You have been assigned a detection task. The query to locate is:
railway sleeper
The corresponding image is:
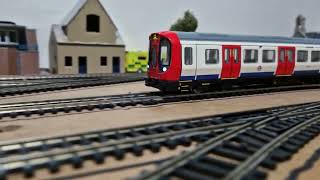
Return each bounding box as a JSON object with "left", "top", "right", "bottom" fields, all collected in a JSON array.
[
  {"left": 172, "top": 166, "right": 214, "bottom": 180},
  {"left": 222, "top": 142, "right": 256, "bottom": 154},
  {"left": 269, "top": 148, "right": 292, "bottom": 162},
  {"left": 210, "top": 145, "right": 251, "bottom": 162},
  {"left": 184, "top": 160, "right": 232, "bottom": 178},
  {"left": 233, "top": 135, "right": 266, "bottom": 148}
]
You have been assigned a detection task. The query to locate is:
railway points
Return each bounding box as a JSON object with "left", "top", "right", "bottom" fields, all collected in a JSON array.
[
  {"left": 136, "top": 102, "right": 320, "bottom": 180},
  {"left": 1, "top": 102, "right": 319, "bottom": 179}
]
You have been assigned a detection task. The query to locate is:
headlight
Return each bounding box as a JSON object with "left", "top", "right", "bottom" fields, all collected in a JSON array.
[
  {"left": 147, "top": 65, "right": 149, "bottom": 69},
  {"left": 162, "top": 67, "right": 167, "bottom": 72}
]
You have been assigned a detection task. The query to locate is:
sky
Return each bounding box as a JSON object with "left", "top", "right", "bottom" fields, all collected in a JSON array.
[{"left": 0, "top": 0, "right": 320, "bottom": 68}]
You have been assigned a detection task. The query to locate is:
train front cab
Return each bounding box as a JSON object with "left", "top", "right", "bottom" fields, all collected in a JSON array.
[{"left": 145, "top": 32, "right": 182, "bottom": 92}]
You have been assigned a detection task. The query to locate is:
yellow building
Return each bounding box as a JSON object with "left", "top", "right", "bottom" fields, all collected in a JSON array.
[{"left": 49, "top": 0, "right": 125, "bottom": 74}]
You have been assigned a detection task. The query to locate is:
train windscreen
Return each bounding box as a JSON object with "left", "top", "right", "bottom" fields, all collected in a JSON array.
[{"left": 159, "top": 39, "right": 171, "bottom": 72}]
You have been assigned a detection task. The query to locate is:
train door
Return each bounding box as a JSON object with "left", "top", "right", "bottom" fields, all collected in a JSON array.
[
  {"left": 148, "top": 36, "right": 160, "bottom": 79},
  {"left": 221, "top": 45, "right": 241, "bottom": 79},
  {"left": 181, "top": 45, "right": 197, "bottom": 80},
  {"left": 276, "top": 46, "right": 295, "bottom": 76}
]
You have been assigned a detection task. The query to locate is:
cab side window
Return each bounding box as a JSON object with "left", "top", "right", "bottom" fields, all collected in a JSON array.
[{"left": 185, "top": 47, "right": 193, "bottom": 65}]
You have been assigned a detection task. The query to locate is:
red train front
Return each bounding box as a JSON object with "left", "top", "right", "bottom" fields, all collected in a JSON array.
[{"left": 145, "top": 32, "right": 182, "bottom": 92}]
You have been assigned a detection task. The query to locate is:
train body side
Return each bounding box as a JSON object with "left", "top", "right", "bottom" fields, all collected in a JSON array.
[{"left": 145, "top": 31, "right": 320, "bottom": 92}]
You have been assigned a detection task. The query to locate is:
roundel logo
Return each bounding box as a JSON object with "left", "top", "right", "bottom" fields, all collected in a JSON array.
[{"left": 257, "top": 65, "right": 262, "bottom": 71}]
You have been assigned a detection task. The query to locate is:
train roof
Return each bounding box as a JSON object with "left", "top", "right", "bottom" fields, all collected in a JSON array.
[{"left": 176, "top": 32, "right": 320, "bottom": 45}]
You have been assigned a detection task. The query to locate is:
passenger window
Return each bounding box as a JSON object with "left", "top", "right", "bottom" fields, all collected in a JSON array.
[
  {"left": 205, "top": 49, "right": 219, "bottom": 64},
  {"left": 280, "top": 49, "right": 285, "bottom": 62},
  {"left": 244, "top": 49, "right": 258, "bottom": 63},
  {"left": 185, "top": 47, "right": 193, "bottom": 65},
  {"left": 297, "top": 51, "right": 308, "bottom": 62},
  {"left": 262, "top": 50, "right": 275, "bottom": 63},
  {"left": 311, "top": 51, "right": 320, "bottom": 62},
  {"left": 224, "top": 49, "right": 230, "bottom": 63},
  {"left": 287, "top": 50, "right": 294, "bottom": 62}
]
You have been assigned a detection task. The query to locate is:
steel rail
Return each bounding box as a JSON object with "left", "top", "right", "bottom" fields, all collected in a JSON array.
[
  {"left": 1, "top": 102, "right": 296, "bottom": 157},
  {"left": 0, "top": 75, "right": 145, "bottom": 97},
  {"left": 0, "top": 73, "right": 146, "bottom": 81},
  {"left": 224, "top": 115, "right": 320, "bottom": 180},
  {"left": 0, "top": 103, "right": 313, "bottom": 177},
  {"left": 0, "top": 93, "right": 152, "bottom": 109},
  {"left": 135, "top": 102, "right": 320, "bottom": 180},
  {"left": 0, "top": 102, "right": 318, "bottom": 179},
  {"left": 1, "top": 84, "right": 320, "bottom": 119},
  {"left": 0, "top": 122, "right": 244, "bottom": 177}
]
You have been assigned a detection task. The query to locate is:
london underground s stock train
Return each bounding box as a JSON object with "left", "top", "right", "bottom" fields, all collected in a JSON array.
[{"left": 145, "top": 31, "right": 320, "bottom": 92}]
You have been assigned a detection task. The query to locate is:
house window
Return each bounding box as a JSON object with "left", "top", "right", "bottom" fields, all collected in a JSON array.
[
  {"left": 65, "top": 56, "right": 73, "bottom": 66},
  {"left": 9, "top": 31, "right": 17, "bottom": 43},
  {"left": 244, "top": 49, "right": 258, "bottom": 63},
  {"left": 205, "top": 49, "right": 219, "bottom": 64},
  {"left": 262, "top": 50, "right": 275, "bottom": 63},
  {"left": 184, "top": 47, "right": 193, "bottom": 65},
  {"left": 86, "top": 14, "right": 100, "bottom": 32},
  {"left": 297, "top": 51, "right": 308, "bottom": 62},
  {"left": 101, "top": 56, "right": 107, "bottom": 66},
  {"left": 0, "top": 31, "right": 5, "bottom": 42},
  {"left": 311, "top": 51, "right": 320, "bottom": 62}
]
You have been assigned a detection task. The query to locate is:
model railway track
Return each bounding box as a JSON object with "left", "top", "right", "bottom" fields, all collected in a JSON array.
[
  {"left": 137, "top": 103, "right": 320, "bottom": 180},
  {"left": 1, "top": 84, "right": 320, "bottom": 120},
  {"left": 0, "top": 74, "right": 145, "bottom": 97},
  {"left": 0, "top": 102, "right": 315, "bottom": 179},
  {"left": 0, "top": 73, "right": 144, "bottom": 81}
]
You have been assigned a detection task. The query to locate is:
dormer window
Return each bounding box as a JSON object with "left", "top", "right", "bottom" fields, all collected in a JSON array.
[{"left": 86, "top": 14, "right": 100, "bottom": 32}]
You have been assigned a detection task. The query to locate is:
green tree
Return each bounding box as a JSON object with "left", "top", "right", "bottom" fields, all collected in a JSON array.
[{"left": 170, "top": 10, "right": 198, "bottom": 32}]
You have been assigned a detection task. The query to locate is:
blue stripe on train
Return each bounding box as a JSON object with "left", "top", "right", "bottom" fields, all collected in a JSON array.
[
  {"left": 240, "top": 72, "right": 274, "bottom": 78},
  {"left": 180, "top": 75, "right": 219, "bottom": 81},
  {"left": 180, "top": 70, "right": 319, "bottom": 81},
  {"left": 294, "top": 70, "right": 319, "bottom": 76}
]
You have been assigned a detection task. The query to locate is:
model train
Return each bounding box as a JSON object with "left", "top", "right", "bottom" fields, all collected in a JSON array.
[{"left": 145, "top": 31, "right": 320, "bottom": 92}]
